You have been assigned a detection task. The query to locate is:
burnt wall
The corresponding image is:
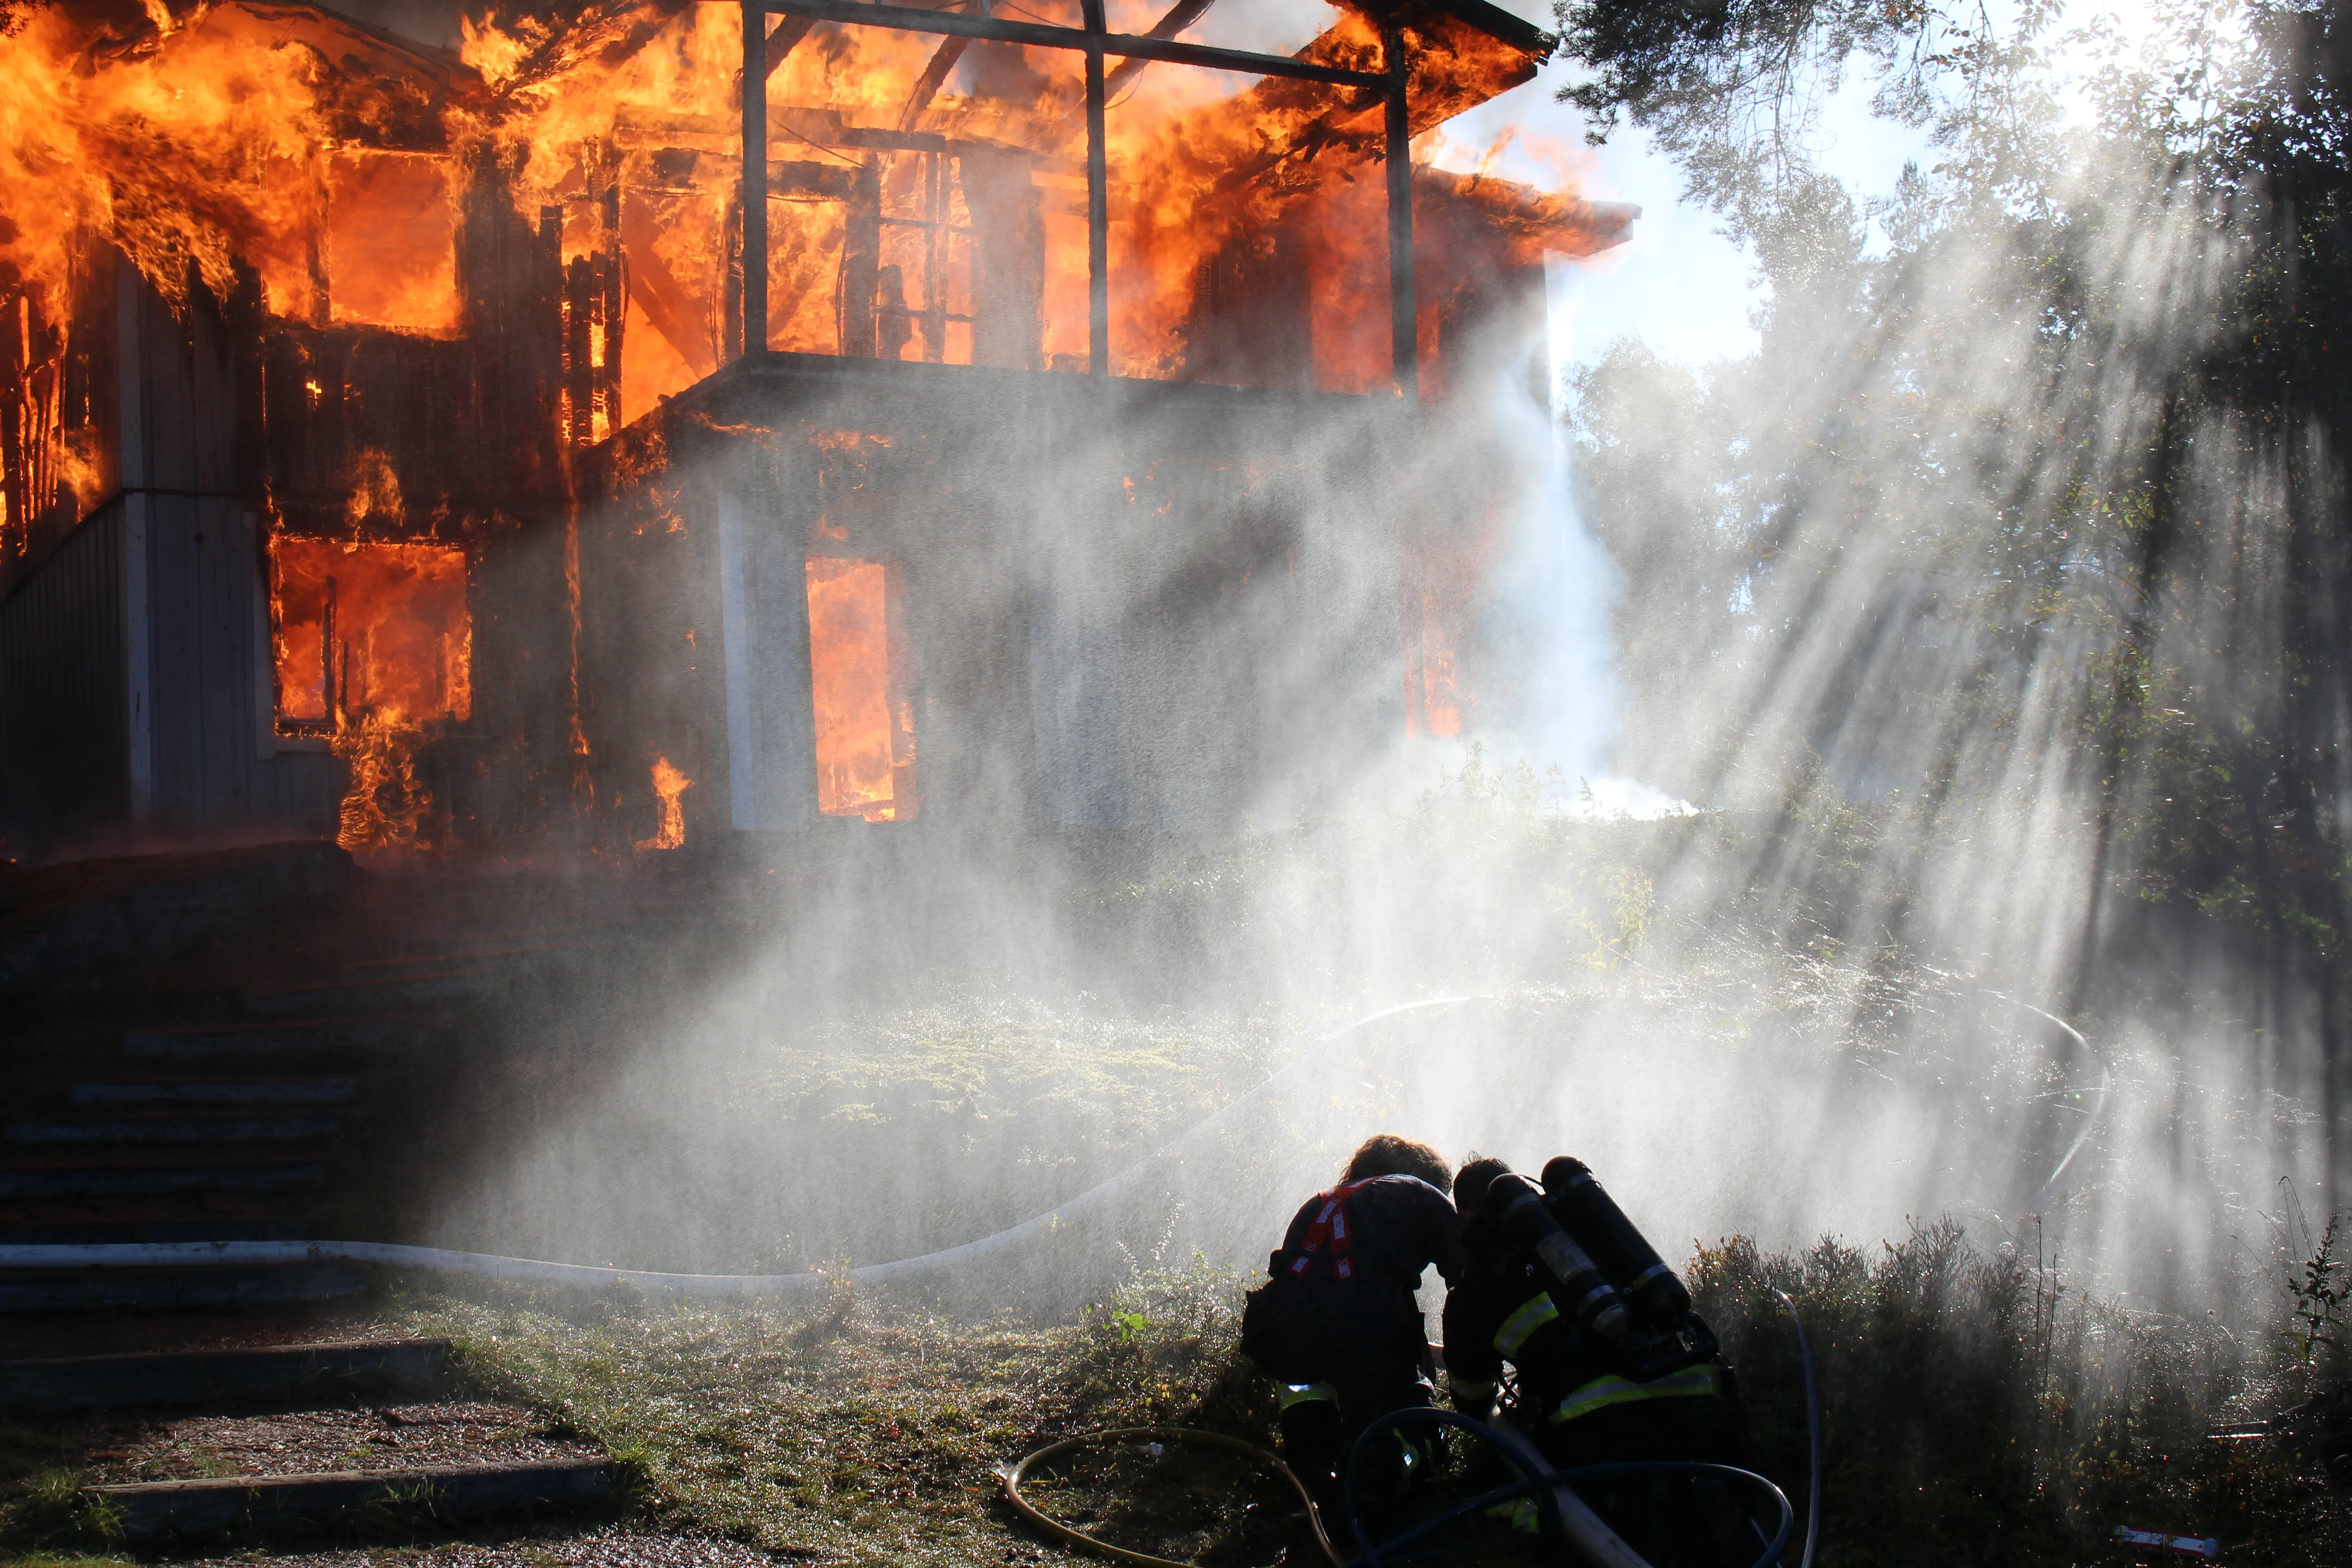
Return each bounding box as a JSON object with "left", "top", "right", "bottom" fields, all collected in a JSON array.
[
  {"left": 0, "top": 498, "right": 127, "bottom": 851},
  {"left": 0, "top": 497, "right": 338, "bottom": 856},
  {"left": 574, "top": 353, "right": 1406, "bottom": 852}
]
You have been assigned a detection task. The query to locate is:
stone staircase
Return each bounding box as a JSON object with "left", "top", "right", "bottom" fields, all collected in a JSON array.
[
  {"left": 0, "top": 934, "right": 606, "bottom": 1309},
  {"left": 0, "top": 1337, "right": 618, "bottom": 1545}
]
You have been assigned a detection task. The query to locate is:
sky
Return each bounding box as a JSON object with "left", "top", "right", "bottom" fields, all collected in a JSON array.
[
  {"left": 1442, "top": 0, "right": 2170, "bottom": 376},
  {"left": 1428, "top": 1, "right": 1947, "bottom": 377}
]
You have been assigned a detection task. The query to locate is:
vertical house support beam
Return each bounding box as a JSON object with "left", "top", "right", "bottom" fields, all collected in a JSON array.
[
  {"left": 1082, "top": 0, "right": 1110, "bottom": 378},
  {"left": 121, "top": 494, "right": 153, "bottom": 829},
  {"left": 115, "top": 261, "right": 155, "bottom": 829},
  {"left": 740, "top": 1, "right": 769, "bottom": 359},
  {"left": 1383, "top": 25, "right": 1416, "bottom": 402}
]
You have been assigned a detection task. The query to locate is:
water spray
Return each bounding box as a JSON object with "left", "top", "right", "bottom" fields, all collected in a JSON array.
[{"left": 0, "top": 996, "right": 1504, "bottom": 1296}]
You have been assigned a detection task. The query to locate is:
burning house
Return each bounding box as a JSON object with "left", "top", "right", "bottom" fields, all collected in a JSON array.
[{"left": 0, "top": 0, "right": 1632, "bottom": 859}]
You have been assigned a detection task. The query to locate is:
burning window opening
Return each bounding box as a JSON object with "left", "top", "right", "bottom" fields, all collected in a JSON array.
[
  {"left": 805, "top": 554, "right": 914, "bottom": 823},
  {"left": 874, "top": 147, "right": 976, "bottom": 366},
  {"left": 1405, "top": 590, "right": 1463, "bottom": 740},
  {"left": 271, "top": 538, "right": 473, "bottom": 733},
  {"left": 324, "top": 152, "right": 461, "bottom": 337}
]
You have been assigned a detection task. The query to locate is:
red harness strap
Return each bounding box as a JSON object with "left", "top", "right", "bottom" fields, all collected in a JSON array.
[{"left": 1287, "top": 1179, "right": 1375, "bottom": 1282}]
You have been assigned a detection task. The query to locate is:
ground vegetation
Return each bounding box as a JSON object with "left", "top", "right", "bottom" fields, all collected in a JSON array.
[{"left": 15, "top": 1212, "right": 2341, "bottom": 1567}]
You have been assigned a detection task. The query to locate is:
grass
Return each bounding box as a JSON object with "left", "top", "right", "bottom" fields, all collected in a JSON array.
[
  {"left": 356, "top": 1215, "right": 2352, "bottom": 1568},
  {"left": 390, "top": 1257, "right": 1297, "bottom": 1567}
]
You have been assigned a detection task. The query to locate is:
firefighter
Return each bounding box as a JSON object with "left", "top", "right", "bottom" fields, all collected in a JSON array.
[
  {"left": 1239, "top": 1134, "right": 1466, "bottom": 1505},
  {"left": 1442, "top": 1155, "right": 1752, "bottom": 1566}
]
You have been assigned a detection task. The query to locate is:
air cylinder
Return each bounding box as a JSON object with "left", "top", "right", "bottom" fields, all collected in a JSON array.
[
  {"left": 1542, "top": 1156, "right": 1692, "bottom": 1319},
  {"left": 1487, "top": 1171, "right": 1628, "bottom": 1338}
]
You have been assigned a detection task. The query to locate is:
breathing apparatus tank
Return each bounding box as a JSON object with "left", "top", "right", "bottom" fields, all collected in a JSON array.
[
  {"left": 1541, "top": 1155, "right": 1693, "bottom": 1320},
  {"left": 1485, "top": 1171, "right": 1629, "bottom": 1338}
]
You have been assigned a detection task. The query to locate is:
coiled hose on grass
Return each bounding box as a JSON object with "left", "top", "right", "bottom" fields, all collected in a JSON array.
[
  {"left": 1000, "top": 1426, "right": 1343, "bottom": 1568},
  {"left": 1001, "top": 1406, "right": 1801, "bottom": 1568}
]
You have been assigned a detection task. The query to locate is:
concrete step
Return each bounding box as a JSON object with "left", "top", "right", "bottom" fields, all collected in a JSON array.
[
  {"left": 0, "top": 1337, "right": 450, "bottom": 1411},
  {"left": 0, "top": 1148, "right": 327, "bottom": 1198},
  {"left": 247, "top": 944, "right": 601, "bottom": 1017},
  {"left": 0, "top": 1259, "right": 367, "bottom": 1312},
  {"left": 69, "top": 1078, "right": 358, "bottom": 1107},
  {"left": 335, "top": 943, "right": 586, "bottom": 981},
  {"left": 0, "top": 1194, "right": 309, "bottom": 1242},
  {"left": 8, "top": 1111, "right": 343, "bottom": 1144},
  {"left": 0, "top": 1217, "right": 311, "bottom": 1245},
  {"left": 122, "top": 1016, "right": 413, "bottom": 1063},
  {"left": 88, "top": 1458, "right": 616, "bottom": 1540},
  {"left": 241, "top": 969, "right": 497, "bottom": 1017}
]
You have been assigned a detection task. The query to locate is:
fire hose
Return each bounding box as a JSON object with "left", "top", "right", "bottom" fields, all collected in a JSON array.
[
  {"left": 0, "top": 995, "right": 1499, "bottom": 1295},
  {"left": 1001, "top": 1406, "right": 1803, "bottom": 1568}
]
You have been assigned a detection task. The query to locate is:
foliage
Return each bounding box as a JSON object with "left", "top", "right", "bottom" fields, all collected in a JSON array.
[
  {"left": 0, "top": 1464, "right": 121, "bottom": 1561},
  {"left": 1696, "top": 1216, "right": 2352, "bottom": 1565},
  {"left": 1555, "top": 0, "right": 2352, "bottom": 1054},
  {"left": 381, "top": 1209, "right": 2352, "bottom": 1567},
  {"left": 2285, "top": 1212, "right": 2349, "bottom": 1373}
]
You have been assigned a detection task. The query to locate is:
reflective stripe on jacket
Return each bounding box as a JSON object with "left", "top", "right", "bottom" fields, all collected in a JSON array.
[
  {"left": 1549, "top": 1363, "right": 1723, "bottom": 1425},
  {"left": 1492, "top": 1291, "right": 1560, "bottom": 1359}
]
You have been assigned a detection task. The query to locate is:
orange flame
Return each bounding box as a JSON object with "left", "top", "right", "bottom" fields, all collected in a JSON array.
[
  {"left": 333, "top": 712, "right": 433, "bottom": 852},
  {"left": 270, "top": 535, "right": 470, "bottom": 852},
  {"left": 0, "top": 8, "right": 326, "bottom": 319},
  {"left": 5, "top": 3, "right": 1617, "bottom": 414},
  {"left": 271, "top": 537, "right": 471, "bottom": 727},
  {"left": 634, "top": 755, "right": 691, "bottom": 850},
  {"left": 805, "top": 554, "right": 911, "bottom": 822}
]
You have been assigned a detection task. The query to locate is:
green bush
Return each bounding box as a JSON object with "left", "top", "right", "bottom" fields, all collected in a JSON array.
[{"left": 1696, "top": 1220, "right": 2352, "bottom": 1567}]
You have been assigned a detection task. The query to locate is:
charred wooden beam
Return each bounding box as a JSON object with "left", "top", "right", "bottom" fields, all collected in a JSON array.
[
  {"left": 769, "top": 160, "right": 865, "bottom": 201},
  {"left": 1384, "top": 24, "right": 1416, "bottom": 401},
  {"left": 763, "top": 14, "right": 817, "bottom": 79},
  {"left": 618, "top": 199, "right": 718, "bottom": 380},
  {"left": 838, "top": 164, "right": 882, "bottom": 359},
  {"left": 1101, "top": 0, "right": 1217, "bottom": 99},
  {"left": 740, "top": 1, "right": 767, "bottom": 358},
  {"left": 756, "top": 0, "right": 1388, "bottom": 88},
  {"left": 900, "top": 33, "right": 971, "bottom": 129},
  {"left": 490, "top": 0, "right": 698, "bottom": 105},
  {"left": 1082, "top": 0, "right": 1107, "bottom": 378}
]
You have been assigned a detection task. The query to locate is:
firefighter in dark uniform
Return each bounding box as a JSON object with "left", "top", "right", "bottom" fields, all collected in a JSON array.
[
  {"left": 1240, "top": 1134, "right": 1467, "bottom": 1504},
  {"left": 1442, "top": 1156, "right": 1751, "bottom": 1566}
]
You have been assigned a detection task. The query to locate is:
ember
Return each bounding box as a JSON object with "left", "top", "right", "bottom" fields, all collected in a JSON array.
[{"left": 635, "top": 754, "right": 693, "bottom": 849}]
